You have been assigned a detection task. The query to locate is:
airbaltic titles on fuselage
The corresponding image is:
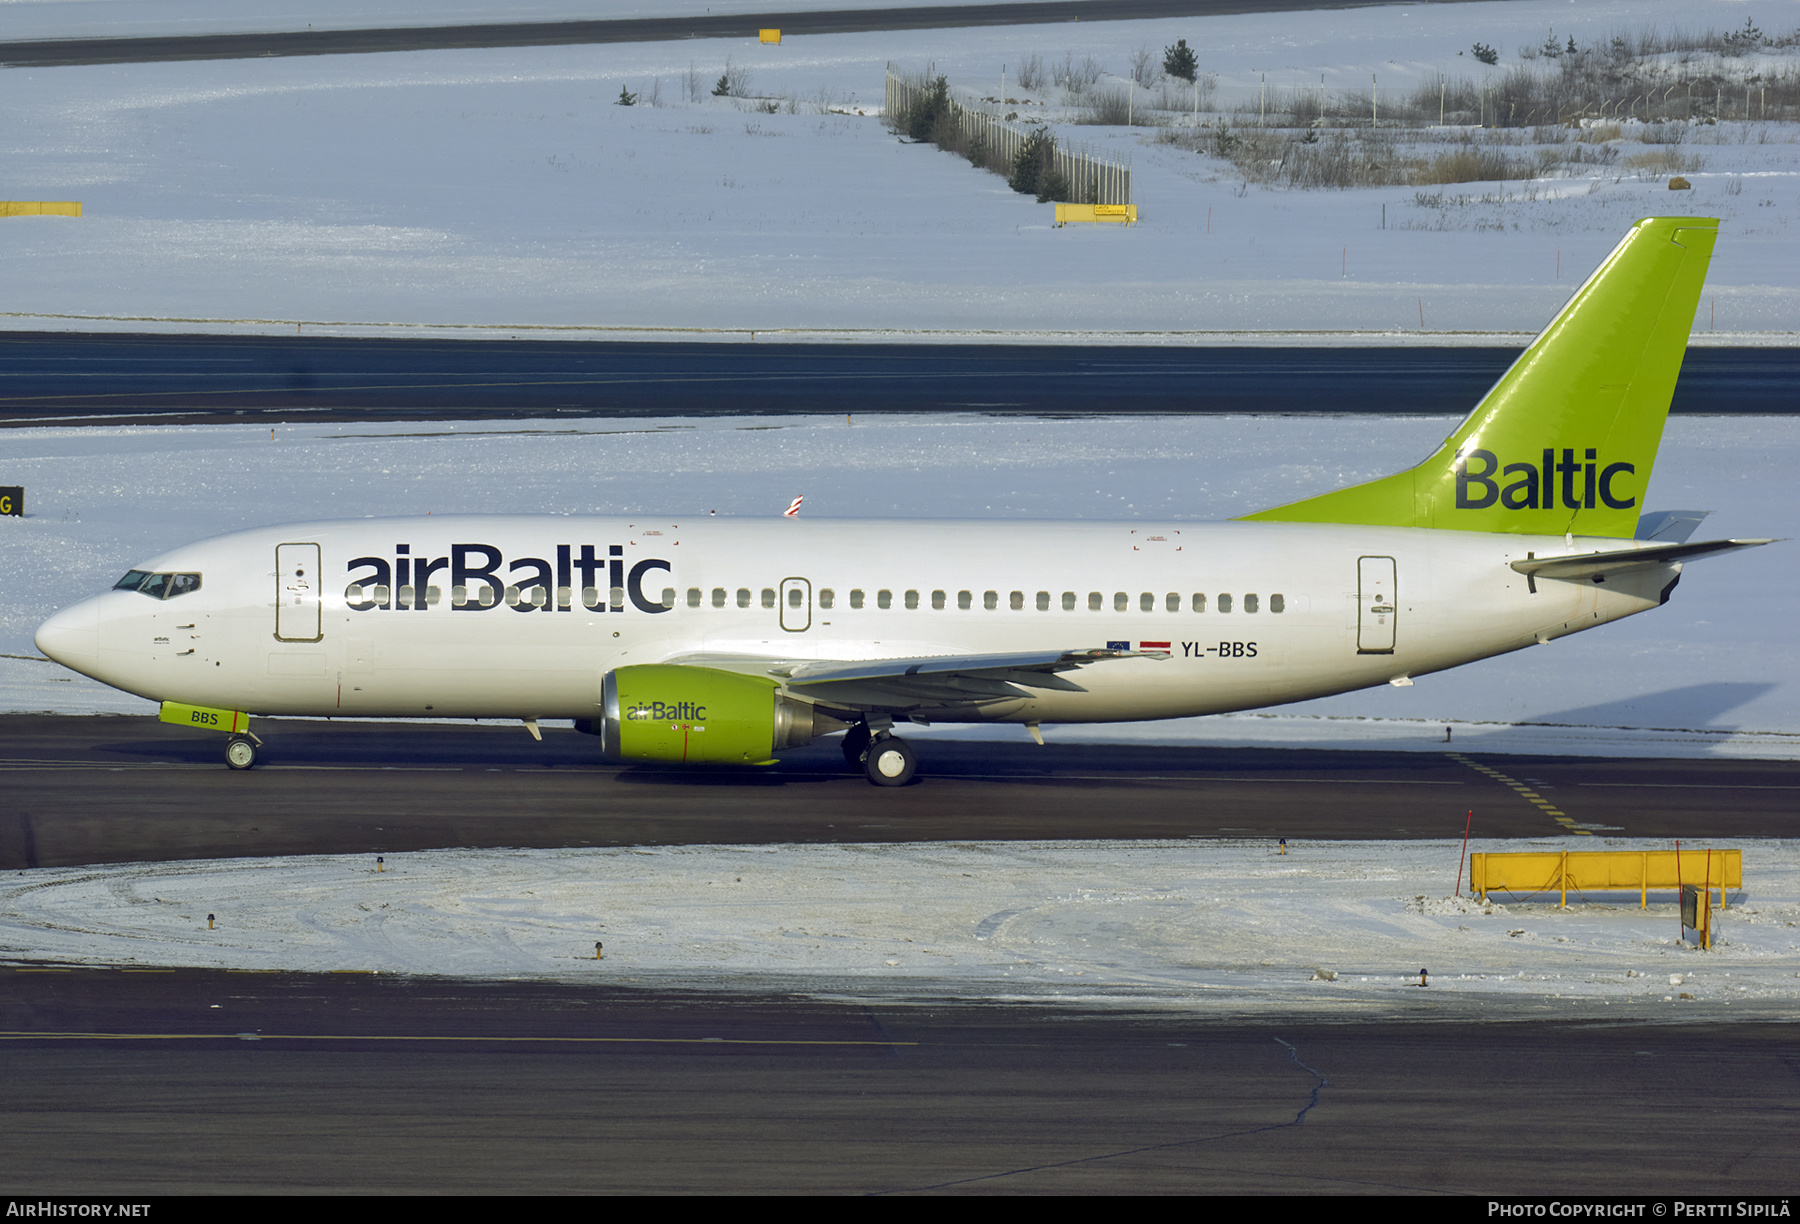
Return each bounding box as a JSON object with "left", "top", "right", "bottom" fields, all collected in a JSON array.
[{"left": 344, "top": 543, "right": 673, "bottom": 613}]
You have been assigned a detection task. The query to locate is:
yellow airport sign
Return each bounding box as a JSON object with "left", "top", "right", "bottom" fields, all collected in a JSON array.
[
  {"left": 1, "top": 202, "right": 82, "bottom": 217},
  {"left": 1054, "top": 203, "right": 1137, "bottom": 226},
  {"left": 1470, "top": 848, "right": 1741, "bottom": 908},
  {"left": 759, "top": 29, "right": 781, "bottom": 44}
]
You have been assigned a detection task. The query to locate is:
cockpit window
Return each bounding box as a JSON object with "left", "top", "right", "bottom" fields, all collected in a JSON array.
[{"left": 114, "top": 570, "right": 201, "bottom": 599}]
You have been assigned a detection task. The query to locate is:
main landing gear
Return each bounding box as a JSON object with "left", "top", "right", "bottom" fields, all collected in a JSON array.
[{"left": 842, "top": 720, "right": 917, "bottom": 787}]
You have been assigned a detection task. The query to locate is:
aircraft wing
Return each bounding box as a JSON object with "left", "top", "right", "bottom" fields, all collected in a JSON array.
[
  {"left": 660, "top": 647, "right": 1165, "bottom": 710},
  {"left": 1510, "top": 537, "right": 1775, "bottom": 582}
]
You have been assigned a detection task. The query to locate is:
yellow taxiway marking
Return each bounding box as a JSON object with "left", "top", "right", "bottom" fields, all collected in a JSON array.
[{"left": 1444, "top": 753, "right": 1591, "bottom": 834}]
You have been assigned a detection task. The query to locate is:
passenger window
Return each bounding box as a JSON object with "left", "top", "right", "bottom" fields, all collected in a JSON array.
[
  {"left": 1113, "top": 592, "right": 1128, "bottom": 612},
  {"left": 984, "top": 591, "right": 998, "bottom": 611},
  {"left": 1088, "top": 592, "right": 1102, "bottom": 612},
  {"left": 905, "top": 590, "right": 919, "bottom": 610},
  {"left": 957, "top": 591, "right": 972, "bottom": 611},
  {"left": 427, "top": 585, "right": 442, "bottom": 607},
  {"left": 1271, "top": 593, "right": 1285, "bottom": 613},
  {"left": 661, "top": 588, "right": 676, "bottom": 609},
  {"left": 1011, "top": 591, "right": 1025, "bottom": 611},
  {"left": 851, "top": 589, "right": 865, "bottom": 609},
  {"left": 687, "top": 588, "right": 701, "bottom": 608},
  {"left": 610, "top": 586, "right": 625, "bottom": 611},
  {"left": 737, "top": 588, "right": 751, "bottom": 608},
  {"left": 1245, "top": 593, "right": 1259, "bottom": 613},
  {"left": 761, "top": 588, "right": 776, "bottom": 609},
  {"left": 931, "top": 590, "right": 945, "bottom": 610},
  {"left": 712, "top": 587, "right": 726, "bottom": 608},
  {"left": 1166, "top": 592, "right": 1179, "bottom": 612},
  {"left": 787, "top": 587, "right": 803, "bottom": 608},
  {"left": 1139, "top": 592, "right": 1153, "bottom": 612},
  {"left": 820, "top": 589, "right": 835, "bottom": 610},
  {"left": 1193, "top": 593, "right": 1206, "bottom": 613},
  {"left": 1218, "top": 593, "right": 1233, "bottom": 613},
  {"left": 1062, "top": 592, "right": 1076, "bottom": 611},
  {"left": 1037, "top": 591, "right": 1050, "bottom": 611},
  {"left": 878, "top": 589, "right": 892, "bottom": 609}
]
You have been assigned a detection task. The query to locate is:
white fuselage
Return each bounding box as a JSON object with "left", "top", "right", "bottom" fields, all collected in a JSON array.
[{"left": 36, "top": 515, "right": 1678, "bottom": 725}]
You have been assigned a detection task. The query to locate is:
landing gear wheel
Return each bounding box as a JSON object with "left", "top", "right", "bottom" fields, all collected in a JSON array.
[
  {"left": 225, "top": 736, "right": 258, "bottom": 770},
  {"left": 863, "top": 735, "right": 916, "bottom": 787},
  {"left": 841, "top": 723, "right": 872, "bottom": 768}
]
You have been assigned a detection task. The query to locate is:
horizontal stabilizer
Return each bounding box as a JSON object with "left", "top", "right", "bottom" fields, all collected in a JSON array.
[{"left": 1510, "top": 537, "right": 1774, "bottom": 582}]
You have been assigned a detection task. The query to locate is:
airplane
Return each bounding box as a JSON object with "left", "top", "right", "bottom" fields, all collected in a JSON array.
[{"left": 34, "top": 216, "right": 1771, "bottom": 785}]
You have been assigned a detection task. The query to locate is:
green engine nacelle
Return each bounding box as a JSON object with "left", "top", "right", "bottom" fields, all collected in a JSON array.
[{"left": 599, "top": 665, "right": 837, "bottom": 765}]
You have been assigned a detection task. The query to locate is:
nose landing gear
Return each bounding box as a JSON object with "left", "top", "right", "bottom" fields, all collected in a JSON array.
[{"left": 224, "top": 733, "right": 261, "bottom": 770}]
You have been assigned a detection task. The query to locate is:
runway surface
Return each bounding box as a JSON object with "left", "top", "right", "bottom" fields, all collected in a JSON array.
[
  {"left": 3, "top": 714, "right": 1795, "bottom": 870},
  {"left": 1, "top": 0, "right": 1499, "bottom": 69},
  {"left": 0, "top": 968, "right": 1792, "bottom": 1194},
  {"left": 1, "top": 334, "right": 1794, "bottom": 425}
]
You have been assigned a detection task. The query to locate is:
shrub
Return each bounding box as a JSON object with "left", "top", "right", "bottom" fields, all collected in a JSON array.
[
  {"left": 617, "top": 86, "right": 637, "bottom": 106},
  {"left": 1472, "top": 42, "right": 1498, "bottom": 65}
]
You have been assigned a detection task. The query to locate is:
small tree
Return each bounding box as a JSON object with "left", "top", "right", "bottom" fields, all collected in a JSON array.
[
  {"left": 1163, "top": 39, "right": 1198, "bottom": 84},
  {"left": 616, "top": 86, "right": 637, "bottom": 106},
  {"left": 907, "top": 75, "right": 950, "bottom": 141},
  {"left": 712, "top": 58, "right": 750, "bottom": 97},
  {"left": 1009, "top": 127, "right": 1060, "bottom": 198},
  {"left": 1472, "top": 42, "right": 1498, "bottom": 65}
]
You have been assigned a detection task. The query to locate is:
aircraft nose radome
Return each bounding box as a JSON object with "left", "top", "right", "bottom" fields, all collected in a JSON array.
[{"left": 35, "top": 600, "right": 100, "bottom": 672}]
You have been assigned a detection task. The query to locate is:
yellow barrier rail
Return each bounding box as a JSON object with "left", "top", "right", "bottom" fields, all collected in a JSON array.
[
  {"left": 1, "top": 202, "right": 82, "bottom": 217},
  {"left": 1054, "top": 203, "right": 1137, "bottom": 226},
  {"left": 1470, "top": 849, "right": 1741, "bottom": 908}
]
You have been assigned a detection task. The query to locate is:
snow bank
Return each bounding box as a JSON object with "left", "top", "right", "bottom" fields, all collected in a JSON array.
[{"left": 4, "top": 838, "right": 1793, "bottom": 1013}]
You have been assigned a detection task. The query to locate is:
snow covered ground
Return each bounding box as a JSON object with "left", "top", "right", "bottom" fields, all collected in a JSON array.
[
  {"left": 4, "top": 411, "right": 1794, "bottom": 758},
  {"left": 4, "top": 838, "right": 1793, "bottom": 1015},
  {"left": 2, "top": 0, "right": 1796, "bottom": 339}
]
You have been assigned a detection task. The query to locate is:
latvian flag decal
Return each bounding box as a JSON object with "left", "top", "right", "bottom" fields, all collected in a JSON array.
[{"left": 1138, "top": 640, "right": 1171, "bottom": 652}]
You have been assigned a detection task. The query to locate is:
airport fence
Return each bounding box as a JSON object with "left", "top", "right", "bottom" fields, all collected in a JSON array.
[{"left": 885, "top": 68, "right": 1132, "bottom": 206}]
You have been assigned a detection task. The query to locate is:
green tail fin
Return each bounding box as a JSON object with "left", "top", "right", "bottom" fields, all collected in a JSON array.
[{"left": 1241, "top": 216, "right": 1718, "bottom": 538}]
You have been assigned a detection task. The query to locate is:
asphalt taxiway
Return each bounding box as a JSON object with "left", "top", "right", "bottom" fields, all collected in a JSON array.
[
  {"left": 3, "top": 714, "right": 1795, "bottom": 870},
  {"left": 2, "top": 334, "right": 1794, "bottom": 425},
  {"left": 2, "top": 969, "right": 1795, "bottom": 1195}
]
